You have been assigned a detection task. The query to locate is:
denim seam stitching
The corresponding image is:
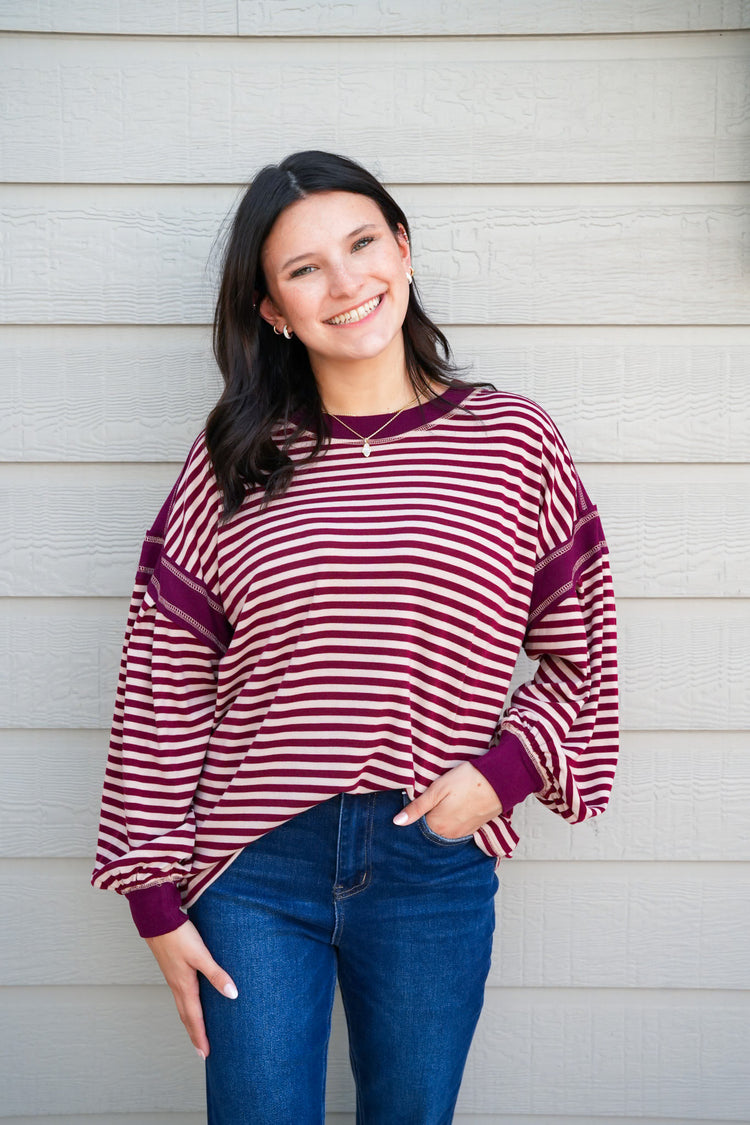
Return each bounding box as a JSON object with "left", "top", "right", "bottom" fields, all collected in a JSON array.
[{"left": 334, "top": 794, "right": 374, "bottom": 899}]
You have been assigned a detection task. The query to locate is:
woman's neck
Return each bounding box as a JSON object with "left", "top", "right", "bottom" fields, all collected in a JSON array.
[
  {"left": 313, "top": 366, "right": 442, "bottom": 418},
  {"left": 309, "top": 336, "right": 441, "bottom": 417},
  {"left": 320, "top": 382, "right": 440, "bottom": 417}
]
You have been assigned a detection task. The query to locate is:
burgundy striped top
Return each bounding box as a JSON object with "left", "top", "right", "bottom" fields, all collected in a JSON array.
[{"left": 91, "top": 385, "right": 618, "bottom": 937}]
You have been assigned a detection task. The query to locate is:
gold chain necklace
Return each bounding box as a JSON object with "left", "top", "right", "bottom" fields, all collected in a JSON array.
[{"left": 322, "top": 394, "right": 422, "bottom": 457}]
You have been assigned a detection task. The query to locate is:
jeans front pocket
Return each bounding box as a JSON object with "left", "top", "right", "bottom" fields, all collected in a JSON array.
[
  {"left": 399, "top": 789, "right": 476, "bottom": 847},
  {"left": 417, "top": 814, "right": 475, "bottom": 847}
]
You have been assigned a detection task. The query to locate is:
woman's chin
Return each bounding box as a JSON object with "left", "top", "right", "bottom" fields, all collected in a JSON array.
[{"left": 333, "top": 325, "right": 405, "bottom": 363}]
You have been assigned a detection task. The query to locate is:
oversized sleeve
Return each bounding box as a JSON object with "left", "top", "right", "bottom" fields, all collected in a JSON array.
[
  {"left": 90, "top": 435, "right": 231, "bottom": 937},
  {"left": 472, "top": 417, "right": 619, "bottom": 823}
]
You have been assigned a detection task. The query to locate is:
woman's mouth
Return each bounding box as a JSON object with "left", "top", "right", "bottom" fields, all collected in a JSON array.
[{"left": 324, "top": 293, "right": 384, "bottom": 326}]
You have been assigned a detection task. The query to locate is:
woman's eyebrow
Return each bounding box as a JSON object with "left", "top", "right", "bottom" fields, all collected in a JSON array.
[{"left": 280, "top": 224, "right": 379, "bottom": 272}]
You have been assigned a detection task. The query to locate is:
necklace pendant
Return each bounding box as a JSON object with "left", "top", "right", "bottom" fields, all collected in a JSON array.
[{"left": 362, "top": 440, "right": 372, "bottom": 457}]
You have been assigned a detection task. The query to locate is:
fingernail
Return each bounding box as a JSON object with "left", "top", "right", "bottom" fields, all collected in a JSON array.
[
  {"left": 393, "top": 812, "right": 409, "bottom": 825},
  {"left": 223, "top": 982, "right": 239, "bottom": 999},
  {"left": 196, "top": 1047, "right": 206, "bottom": 1061}
]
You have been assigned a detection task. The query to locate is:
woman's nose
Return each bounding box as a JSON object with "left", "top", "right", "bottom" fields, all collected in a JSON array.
[{"left": 327, "top": 261, "right": 360, "bottom": 297}]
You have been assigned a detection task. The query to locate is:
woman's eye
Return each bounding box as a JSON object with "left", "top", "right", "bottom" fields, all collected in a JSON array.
[{"left": 289, "top": 237, "right": 374, "bottom": 277}]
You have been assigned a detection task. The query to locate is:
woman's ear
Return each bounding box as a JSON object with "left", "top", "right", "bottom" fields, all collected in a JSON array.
[
  {"left": 258, "top": 294, "right": 280, "bottom": 329},
  {"left": 395, "top": 223, "right": 411, "bottom": 271}
]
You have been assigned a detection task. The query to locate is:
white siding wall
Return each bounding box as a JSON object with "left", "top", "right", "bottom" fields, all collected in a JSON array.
[{"left": 2, "top": 3, "right": 749, "bottom": 1122}]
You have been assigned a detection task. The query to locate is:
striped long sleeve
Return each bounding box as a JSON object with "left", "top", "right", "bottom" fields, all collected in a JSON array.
[
  {"left": 91, "top": 439, "right": 229, "bottom": 937},
  {"left": 472, "top": 420, "right": 619, "bottom": 821}
]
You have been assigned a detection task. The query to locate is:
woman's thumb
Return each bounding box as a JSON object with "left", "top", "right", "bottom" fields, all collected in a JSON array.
[
  {"left": 199, "top": 951, "right": 238, "bottom": 999},
  {"left": 393, "top": 787, "right": 435, "bottom": 826}
]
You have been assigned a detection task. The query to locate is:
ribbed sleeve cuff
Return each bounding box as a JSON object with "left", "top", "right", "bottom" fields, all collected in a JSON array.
[
  {"left": 126, "top": 880, "right": 189, "bottom": 938},
  {"left": 472, "top": 730, "right": 545, "bottom": 813}
]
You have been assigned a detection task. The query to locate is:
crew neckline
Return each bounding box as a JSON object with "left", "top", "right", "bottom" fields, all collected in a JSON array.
[{"left": 290, "top": 384, "right": 475, "bottom": 443}]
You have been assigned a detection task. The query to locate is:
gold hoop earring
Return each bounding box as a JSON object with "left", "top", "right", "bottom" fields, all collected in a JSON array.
[{"left": 272, "top": 324, "right": 282, "bottom": 335}]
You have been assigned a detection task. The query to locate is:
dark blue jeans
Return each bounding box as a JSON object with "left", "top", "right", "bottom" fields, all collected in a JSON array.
[{"left": 187, "top": 787, "right": 499, "bottom": 1124}]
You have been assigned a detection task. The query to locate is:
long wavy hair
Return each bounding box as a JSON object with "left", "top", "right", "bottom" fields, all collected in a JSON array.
[{"left": 206, "top": 150, "right": 490, "bottom": 519}]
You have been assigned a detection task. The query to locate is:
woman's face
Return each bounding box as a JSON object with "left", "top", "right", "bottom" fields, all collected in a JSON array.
[{"left": 259, "top": 191, "right": 412, "bottom": 373}]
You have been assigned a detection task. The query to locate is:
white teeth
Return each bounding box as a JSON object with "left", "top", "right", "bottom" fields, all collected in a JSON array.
[{"left": 326, "top": 294, "right": 381, "bottom": 325}]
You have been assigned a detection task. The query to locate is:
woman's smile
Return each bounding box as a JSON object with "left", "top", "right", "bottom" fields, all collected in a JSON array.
[{"left": 324, "top": 292, "right": 385, "bottom": 326}]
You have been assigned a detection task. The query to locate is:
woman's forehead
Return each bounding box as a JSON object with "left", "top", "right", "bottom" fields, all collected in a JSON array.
[{"left": 262, "top": 192, "right": 388, "bottom": 258}]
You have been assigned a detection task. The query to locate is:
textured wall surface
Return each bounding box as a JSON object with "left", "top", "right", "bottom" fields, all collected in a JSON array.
[{"left": 2, "top": 2, "right": 749, "bottom": 1122}]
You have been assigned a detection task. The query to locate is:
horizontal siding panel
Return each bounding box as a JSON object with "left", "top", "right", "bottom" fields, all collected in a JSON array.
[
  {"left": 5, "top": 857, "right": 750, "bottom": 989},
  {"left": 1, "top": 1119, "right": 204, "bottom": 1125},
  {"left": 492, "top": 862, "right": 750, "bottom": 989},
  {"left": 2, "top": 35, "right": 748, "bottom": 183},
  {"left": 237, "top": 1, "right": 750, "bottom": 35},
  {"left": 511, "top": 734, "right": 750, "bottom": 861},
  {"left": 2, "top": 462, "right": 748, "bottom": 597},
  {"left": 3, "top": 731, "right": 748, "bottom": 862},
  {"left": 1, "top": 1117, "right": 206, "bottom": 1125},
  {"left": 1, "top": 986, "right": 205, "bottom": 1116},
  {"left": 0, "top": 1, "right": 237, "bottom": 34},
  {"left": 1, "top": 0, "right": 748, "bottom": 35},
  {"left": 465, "top": 989, "right": 750, "bottom": 1120},
  {"left": 2, "top": 325, "right": 220, "bottom": 462},
  {"left": 3, "top": 324, "right": 748, "bottom": 464},
  {"left": 1, "top": 986, "right": 748, "bottom": 1118},
  {"left": 3, "top": 186, "right": 748, "bottom": 325},
  {"left": 1, "top": 597, "right": 748, "bottom": 730}
]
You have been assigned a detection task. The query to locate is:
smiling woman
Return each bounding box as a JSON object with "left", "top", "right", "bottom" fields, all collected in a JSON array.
[
  {"left": 90, "top": 150, "right": 619, "bottom": 1125},
  {"left": 258, "top": 192, "right": 414, "bottom": 384}
]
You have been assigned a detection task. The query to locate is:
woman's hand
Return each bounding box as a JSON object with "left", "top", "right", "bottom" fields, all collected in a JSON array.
[
  {"left": 393, "top": 760, "right": 503, "bottom": 837},
  {"left": 145, "top": 918, "right": 238, "bottom": 1060}
]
